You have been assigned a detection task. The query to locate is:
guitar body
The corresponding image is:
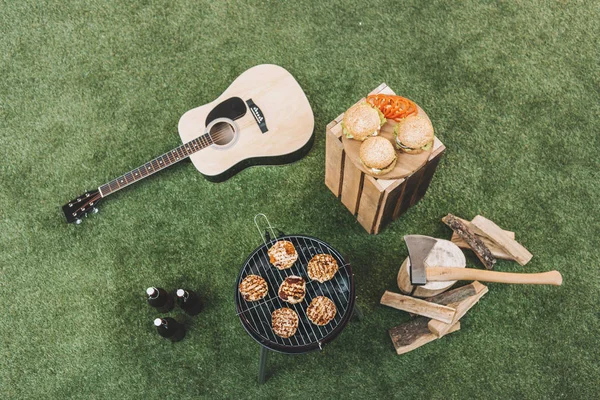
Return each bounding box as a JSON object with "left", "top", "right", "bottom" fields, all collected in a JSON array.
[{"left": 178, "top": 64, "right": 314, "bottom": 181}]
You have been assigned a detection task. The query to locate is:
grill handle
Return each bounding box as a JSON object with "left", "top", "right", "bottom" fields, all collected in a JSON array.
[
  {"left": 264, "top": 228, "right": 286, "bottom": 243},
  {"left": 254, "top": 213, "right": 285, "bottom": 245}
]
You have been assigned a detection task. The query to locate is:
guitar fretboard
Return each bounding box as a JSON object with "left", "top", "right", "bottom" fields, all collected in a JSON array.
[{"left": 99, "top": 134, "right": 213, "bottom": 196}]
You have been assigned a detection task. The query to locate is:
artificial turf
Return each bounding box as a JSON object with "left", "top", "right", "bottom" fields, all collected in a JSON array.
[{"left": 1, "top": 1, "right": 599, "bottom": 398}]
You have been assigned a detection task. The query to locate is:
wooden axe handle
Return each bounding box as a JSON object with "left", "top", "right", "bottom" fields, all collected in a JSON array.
[{"left": 426, "top": 267, "right": 562, "bottom": 286}]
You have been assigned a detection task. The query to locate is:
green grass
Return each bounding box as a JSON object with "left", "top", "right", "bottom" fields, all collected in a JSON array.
[{"left": 1, "top": 0, "right": 599, "bottom": 398}]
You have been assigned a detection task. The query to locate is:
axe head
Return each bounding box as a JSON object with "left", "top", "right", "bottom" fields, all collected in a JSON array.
[{"left": 404, "top": 235, "right": 438, "bottom": 286}]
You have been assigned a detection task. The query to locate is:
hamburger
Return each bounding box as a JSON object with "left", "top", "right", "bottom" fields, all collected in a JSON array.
[
  {"left": 393, "top": 114, "right": 434, "bottom": 154},
  {"left": 359, "top": 137, "right": 397, "bottom": 176},
  {"left": 341, "top": 102, "right": 386, "bottom": 141}
]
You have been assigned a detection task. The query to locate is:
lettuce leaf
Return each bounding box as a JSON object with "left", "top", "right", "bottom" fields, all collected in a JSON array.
[
  {"left": 341, "top": 122, "right": 353, "bottom": 139},
  {"left": 376, "top": 108, "right": 386, "bottom": 126}
]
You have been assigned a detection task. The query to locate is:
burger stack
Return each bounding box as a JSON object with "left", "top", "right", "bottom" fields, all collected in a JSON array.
[{"left": 341, "top": 100, "right": 434, "bottom": 176}]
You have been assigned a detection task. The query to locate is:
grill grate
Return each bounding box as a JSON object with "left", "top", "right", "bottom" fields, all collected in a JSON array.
[{"left": 235, "top": 233, "right": 355, "bottom": 354}]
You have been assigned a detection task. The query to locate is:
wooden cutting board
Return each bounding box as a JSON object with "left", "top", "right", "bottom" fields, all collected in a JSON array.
[{"left": 341, "top": 105, "right": 433, "bottom": 179}]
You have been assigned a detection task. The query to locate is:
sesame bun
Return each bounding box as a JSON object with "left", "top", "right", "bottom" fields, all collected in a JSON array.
[
  {"left": 359, "top": 137, "right": 397, "bottom": 175},
  {"left": 342, "top": 103, "right": 385, "bottom": 141},
  {"left": 394, "top": 114, "right": 434, "bottom": 154}
]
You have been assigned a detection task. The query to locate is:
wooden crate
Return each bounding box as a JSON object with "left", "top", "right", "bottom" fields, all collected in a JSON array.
[{"left": 325, "top": 83, "right": 446, "bottom": 234}]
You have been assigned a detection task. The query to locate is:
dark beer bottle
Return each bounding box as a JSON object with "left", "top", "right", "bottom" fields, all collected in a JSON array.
[
  {"left": 146, "top": 287, "right": 174, "bottom": 313},
  {"left": 153, "top": 317, "right": 186, "bottom": 342},
  {"left": 176, "top": 289, "right": 202, "bottom": 316}
]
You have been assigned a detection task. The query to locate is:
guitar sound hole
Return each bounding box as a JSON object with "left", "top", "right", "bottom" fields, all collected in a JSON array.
[{"left": 209, "top": 121, "right": 236, "bottom": 146}]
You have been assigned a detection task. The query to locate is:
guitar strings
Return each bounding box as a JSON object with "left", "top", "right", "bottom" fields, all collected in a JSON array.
[
  {"left": 94, "top": 124, "right": 235, "bottom": 203},
  {"left": 74, "top": 125, "right": 238, "bottom": 217},
  {"left": 73, "top": 123, "right": 240, "bottom": 217},
  {"left": 201, "top": 123, "right": 236, "bottom": 145},
  {"left": 180, "top": 123, "right": 236, "bottom": 148},
  {"left": 71, "top": 192, "right": 103, "bottom": 216}
]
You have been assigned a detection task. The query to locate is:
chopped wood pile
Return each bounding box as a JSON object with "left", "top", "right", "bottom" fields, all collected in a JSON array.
[
  {"left": 383, "top": 214, "right": 534, "bottom": 354},
  {"left": 383, "top": 282, "right": 487, "bottom": 354}
]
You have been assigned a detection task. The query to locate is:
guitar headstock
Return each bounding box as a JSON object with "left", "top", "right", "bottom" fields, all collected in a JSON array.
[{"left": 62, "top": 189, "right": 102, "bottom": 224}]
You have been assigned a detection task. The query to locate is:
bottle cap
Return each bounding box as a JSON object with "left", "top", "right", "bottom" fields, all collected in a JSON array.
[
  {"left": 153, "top": 318, "right": 163, "bottom": 327},
  {"left": 146, "top": 287, "right": 157, "bottom": 296},
  {"left": 176, "top": 289, "right": 185, "bottom": 297}
]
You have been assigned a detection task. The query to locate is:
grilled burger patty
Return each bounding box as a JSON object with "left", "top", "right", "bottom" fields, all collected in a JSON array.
[
  {"left": 239, "top": 274, "right": 268, "bottom": 302},
  {"left": 307, "top": 254, "right": 339, "bottom": 283},
  {"left": 271, "top": 307, "right": 299, "bottom": 338},
  {"left": 278, "top": 275, "right": 306, "bottom": 304},
  {"left": 267, "top": 240, "right": 298, "bottom": 270},
  {"left": 307, "top": 296, "right": 337, "bottom": 326}
]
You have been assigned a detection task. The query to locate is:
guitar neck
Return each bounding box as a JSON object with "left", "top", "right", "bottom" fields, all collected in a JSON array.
[{"left": 98, "top": 134, "right": 213, "bottom": 197}]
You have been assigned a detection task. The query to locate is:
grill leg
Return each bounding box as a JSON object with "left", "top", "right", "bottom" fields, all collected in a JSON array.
[
  {"left": 353, "top": 303, "right": 364, "bottom": 321},
  {"left": 258, "top": 346, "right": 269, "bottom": 384}
]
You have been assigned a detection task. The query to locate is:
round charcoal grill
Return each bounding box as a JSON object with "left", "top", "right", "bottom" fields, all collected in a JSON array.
[{"left": 235, "top": 234, "right": 355, "bottom": 355}]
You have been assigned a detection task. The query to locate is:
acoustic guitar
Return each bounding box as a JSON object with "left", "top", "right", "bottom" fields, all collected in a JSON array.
[{"left": 62, "top": 64, "right": 314, "bottom": 224}]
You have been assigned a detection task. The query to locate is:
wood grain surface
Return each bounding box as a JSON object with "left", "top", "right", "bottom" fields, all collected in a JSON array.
[
  {"left": 471, "top": 215, "right": 533, "bottom": 265},
  {"left": 427, "top": 282, "right": 488, "bottom": 337},
  {"left": 381, "top": 291, "right": 457, "bottom": 323},
  {"left": 389, "top": 318, "right": 460, "bottom": 355}
]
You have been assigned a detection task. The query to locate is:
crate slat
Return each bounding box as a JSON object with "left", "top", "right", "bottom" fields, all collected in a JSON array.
[
  {"left": 340, "top": 154, "right": 364, "bottom": 215},
  {"left": 412, "top": 143, "right": 446, "bottom": 206},
  {"left": 357, "top": 176, "right": 385, "bottom": 233},
  {"left": 394, "top": 167, "right": 426, "bottom": 219},
  {"left": 374, "top": 178, "right": 406, "bottom": 234},
  {"left": 325, "top": 126, "right": 345, "bottom": 197},
  {"left": 369, "top": 83, "right": 389, "bottom": 95}
]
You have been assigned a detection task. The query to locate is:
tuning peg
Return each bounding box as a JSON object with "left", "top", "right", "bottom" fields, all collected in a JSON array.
[
  {"left": 75, "top": 219, "right": 82, "bottom": 225},
  {"left": 91, "top": 207, "right": 99, "bottom": 214}
]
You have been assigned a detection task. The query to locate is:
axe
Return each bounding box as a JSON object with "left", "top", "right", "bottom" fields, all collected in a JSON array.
[{"left": 405, "top": 235, "right": 562, "bottom": 286}]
